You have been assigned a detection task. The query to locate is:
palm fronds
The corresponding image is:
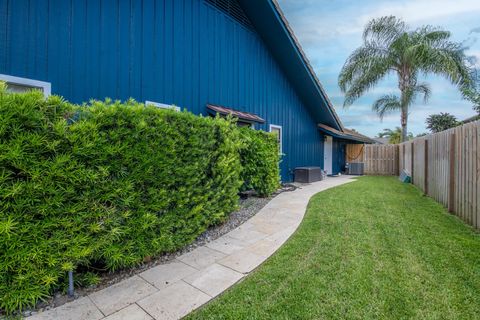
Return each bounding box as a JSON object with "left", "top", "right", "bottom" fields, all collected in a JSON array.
[
  {"left": 372, "top": 94, "right": 401, "bottom": 120},
  {"left": 339, "top": 15, "right": 474, "bottom": 141}
]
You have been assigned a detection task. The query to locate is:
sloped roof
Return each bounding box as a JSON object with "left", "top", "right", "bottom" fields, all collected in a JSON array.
[
  {"left": 462, "top": 114, "right": 480, "bottom": 124},
  {"left": 269, "top": 0, "right": 344, "bottom": 131},
  {"left": 207, "top": 104, "right": 265, "bottom": 123},
  {"left": 318, "top": 124, "right": 376, "bottom": 144},
  {"left": 238, "top": 0, "right": 344, "bottom": 131},
  {"left": 373, "top": 137, "right": 390, "bottom": 145}
]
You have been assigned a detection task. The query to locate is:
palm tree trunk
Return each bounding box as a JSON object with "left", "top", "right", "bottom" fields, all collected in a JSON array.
[
  {"left": 399, "top": 71, "right": 409, "bottom": 143},
  {"left": 401, "top": 106, "right": 408, "bottom": 142}
]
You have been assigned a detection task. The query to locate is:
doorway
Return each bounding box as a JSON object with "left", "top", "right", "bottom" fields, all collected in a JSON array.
[{"left": 324, "top": 136, "right": 333, "bottom": 175}]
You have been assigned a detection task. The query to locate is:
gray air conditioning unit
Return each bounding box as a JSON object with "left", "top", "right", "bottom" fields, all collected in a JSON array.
[
  {"left": 347, "top": 162, "right": 364, "bottom": 175},
  {"left": 294, "top": 167, "right": 323, "bottom": 183}
]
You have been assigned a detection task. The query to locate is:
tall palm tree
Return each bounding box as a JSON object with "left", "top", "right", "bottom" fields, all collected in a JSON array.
[{"left": 339, "top": 16, "right": 473, "bottom": 142}]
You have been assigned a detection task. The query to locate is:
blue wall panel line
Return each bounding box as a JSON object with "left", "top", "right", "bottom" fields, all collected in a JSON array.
[{"left": 0, "top": 0, "right": 334, "bottom": 181}]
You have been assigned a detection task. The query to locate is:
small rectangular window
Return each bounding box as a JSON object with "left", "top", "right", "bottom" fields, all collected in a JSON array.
[
  {"left": 237, "top": 120, "right": 255, "bottom": 128},
  {"left": 269, "top": 124, "right": 283, "bottom": 154},
  {"left": 145, "top": 100, "right": 180, "bottom": 112},
  {"left": 0, "top": 74, "right": 51, "bottom": 97}
]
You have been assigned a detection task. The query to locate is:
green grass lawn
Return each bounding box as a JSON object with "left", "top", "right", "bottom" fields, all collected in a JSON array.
[{"left": 187, "top": 176, "right": 480, "bottom": 320}]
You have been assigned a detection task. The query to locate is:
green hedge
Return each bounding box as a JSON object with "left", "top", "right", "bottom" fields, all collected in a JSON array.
[
  {"left": 239, "top": 127, "right": 281, "bottom": 196},
  {"left": 0, "top": 88, "right": 280, "bottom": 314}
]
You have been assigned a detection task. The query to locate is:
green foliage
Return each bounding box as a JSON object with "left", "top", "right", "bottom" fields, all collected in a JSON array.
[
  {"left": 468, "top": 91, "right": 480, "bottom": 114},
  {"left": 0, "top": 89, "right": 281, "bottom": 314},
  {"left": 239, "top": 127, "right": 280, "bottom": 197},
  {"left": 462, "top": 72, "right": 480, "bottom": 114},
  {"left": 372, "top": 84, "right": 431, "bottom": 120},
  {"left": 377, "top": 127, "right": 413, "bottom": 144},
  {"left": 62, "top": 272, "right": 101, "bottom": 292},
  {"left": 415, "top": 132, "right": 428, "bottom": 138},
  {"left": 77, "top": 272, "right": 101, "bottom": 288},
  {"left": 339, "top": 15, "right": 474, "bottom": 142},
  {"left": 426, "top": 112, "right": 459, "bottom": 133}
]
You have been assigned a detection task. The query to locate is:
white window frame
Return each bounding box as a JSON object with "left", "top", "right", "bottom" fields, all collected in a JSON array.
[
  {"left": 145, "top": 100, "right": 181, "bottom": 112},
  {"left": 269, "top": 124, "right": 283, "bottom": 154},
  {"left": 0, "top": 74, "right": 51, "bottom": 97}
]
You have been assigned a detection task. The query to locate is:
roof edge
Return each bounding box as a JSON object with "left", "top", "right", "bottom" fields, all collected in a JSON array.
[
  {"left": 318, "top": 124, "right": 376, "bottom": 144},
  {"left": 207, "top": 103, "right": 266, "bottom": 124},
  {"left": 269, "top": 0, "right": 345, "bottom": 131}
]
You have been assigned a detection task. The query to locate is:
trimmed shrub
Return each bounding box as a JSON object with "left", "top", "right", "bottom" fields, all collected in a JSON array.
[
  {"left": 0, "top": 90, "right": 244, "bottom": 313},
  {"left": 239, "top": 127, "right": 281, "bottom": 196}
]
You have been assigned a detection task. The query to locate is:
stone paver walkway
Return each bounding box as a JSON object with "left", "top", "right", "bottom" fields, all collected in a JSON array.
[{"left": 29, "top": 176, "right": 355, "bottom": 320}]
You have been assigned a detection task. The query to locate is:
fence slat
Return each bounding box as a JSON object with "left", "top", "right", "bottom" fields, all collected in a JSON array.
[
  {"left": 449, "top": 132, "right": 456, "bottom": 213},
  {"left": 476, "top": 125, "right": 480, "bottom": 229},
  {"left": 347, "top": 120, "right": 479, "bottom": 229},
  {"left": 424, "top": 139, "right": 428, "bottom": 194}
]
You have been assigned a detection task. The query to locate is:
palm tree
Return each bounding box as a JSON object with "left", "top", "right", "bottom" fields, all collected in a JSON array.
[
  {"left": 378, "top": 127, "right": 413, "bottom": 144},
  {"left": 339, "top": 16, "right": 473, "bottom": 142},
  {"left": 372, "top": 84, "right": 431, "bottom": 121},
  {"left": 425, "top": 112, "right": 459, "bottom": 133}
]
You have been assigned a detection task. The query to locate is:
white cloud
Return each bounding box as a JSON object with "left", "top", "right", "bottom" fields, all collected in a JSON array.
[
  {"left": 466, "top": 50, "right": 480, "bottom": 67},
  {"left": 277, "top": 0, "right": 480, "bottom": 137},
  {"left": 280, "top": 0, "right": 480, "bottom": 43},
  {"left": 359, "top": 0, "right": 480, "bottom": 26}
]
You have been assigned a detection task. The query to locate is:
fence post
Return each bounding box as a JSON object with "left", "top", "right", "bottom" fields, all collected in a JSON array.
[
  {"left": 411, "top": 142, "right": 414, "bottom": 184},
  {"left": 397, "top": 145, "right": 400, "bottom": 176},
  {"left": 424, "top": 139, "right": 428, "bottom": 195},
  {"left": 448, "top": 132, "right": 456, "bottom": 213}
]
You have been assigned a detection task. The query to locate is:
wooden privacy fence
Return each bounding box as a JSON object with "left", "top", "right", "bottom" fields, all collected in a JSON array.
[
  {"left": 348, "top": 120, "right": 479, "bottom": 229},
  {"left": 399, "top": 121, "right": 480, "bottom": 229},
  {"left": 346, "top": 144, "right": 399, "bottom": 175}
]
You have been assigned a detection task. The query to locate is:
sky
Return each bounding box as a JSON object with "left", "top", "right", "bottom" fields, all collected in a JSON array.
[{"left": 277, "top": 0, "right": 480, "bottom": 137}]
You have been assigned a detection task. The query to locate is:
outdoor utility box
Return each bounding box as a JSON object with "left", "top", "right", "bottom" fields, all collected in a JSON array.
[
  {"left": 399, "top": 169, "right": 411, "bottom": 183},
  {"left": 347, "top": 162, "right": 364, "bottom": 175},
  {"left": 294, "top": 167, "right": 323, "bottom": 183}
]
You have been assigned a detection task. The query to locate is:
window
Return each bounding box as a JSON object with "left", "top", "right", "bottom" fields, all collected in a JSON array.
[
  {"left": 0, "top": 74, "right": 51, "bottom": 97},
  {"left": 237, "top": 120, "right": 255, "bottom": 128},
  {"left": 145, "top": 100, "right": 181, "bottom": 112},
  {"left": 269, "top": 124, "right": 283, "bottom": 154}
]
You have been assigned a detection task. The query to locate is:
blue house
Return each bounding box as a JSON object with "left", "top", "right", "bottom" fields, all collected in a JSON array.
[{"left": 0, "top": 0, "right": 372, "bottom": 181}]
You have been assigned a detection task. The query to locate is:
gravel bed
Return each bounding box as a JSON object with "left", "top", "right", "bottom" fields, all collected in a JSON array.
[{"left": 25, "top": 186, "right": 298, "bottom": 317}]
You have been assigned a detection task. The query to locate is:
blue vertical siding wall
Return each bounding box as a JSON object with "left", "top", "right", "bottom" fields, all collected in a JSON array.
[
  {"left": 332, "top": 138, "right": 348, "bottom": 175},
  {"left": 0, "top": 0, "right": 325, "bottom": 181}
]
